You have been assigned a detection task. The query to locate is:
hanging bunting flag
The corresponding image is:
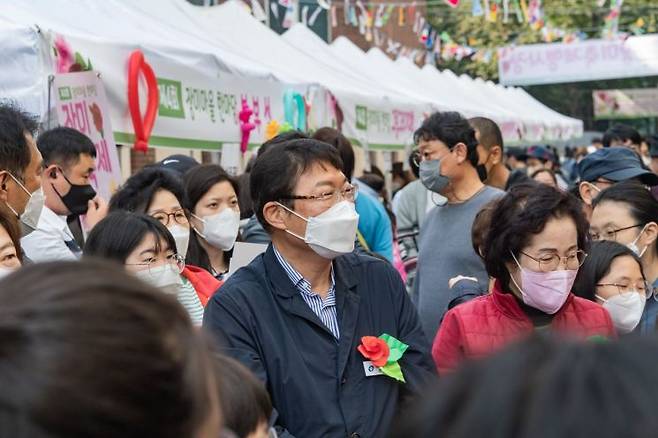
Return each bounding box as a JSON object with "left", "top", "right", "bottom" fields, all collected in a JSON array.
[
  {"left": 420, "top": 24, "right": 430, "bottom": 43},
  {"left": 472, "top": 0, "right": 484, "bottom": 16},
  {"left": 317, "top": 0, "right": 330, "bottom": 10},
  {"left": 503, "top": 0, "right": 510, "bottom": 23},
  {"left": 398, "top": 5, "right": 405, "bottom": 26},
  {"left": 301, "top": 5, "right": 309, "bottom": 25},
  {"left": 490, "top": 2, "right": 498, "bottom": 22},
  {"left": 483, "top": 0, "right": 491, "bottom": 21},
  {"left": 365, "top": 6, "right": 374, "bottom": 41},
  {"left": 282, "top": 1, "right": 295, "bottom": 28},
  {"left": 444, "top": 0, "right": 460, "bottom": 7},
  {"left": 309, "top": 5, "right": 323, "bottom": 26},
  {"left": 375, "top": 4, "right": 385, "bottom": 27},
  {"left": 350, "top": 4, "right": 358, "bottom": 26},
  {"left": 408, "top": 1, "right": 417, "bottom": 19},
  {"left": 382, "top": 4, "right": 395, "bottom": 25},
  {"left": 270, "top": 1, "right": 279, "bottom": 19},
  {"left": 374, "top": 28, "right": 381, "bottom": 46},
  {"left": 358, "top": 13, "right": 366, "bottom": 35},
  {"left": 520, "top": 0, "right": 529, "bottom": 22},
  {"left": 250, "top": 0, "right": 267, "bottom": 21},
  {"left": 344, "top": 0, "right": 350, "bottom": 24},
  {"left": 331, "top": 4, "right": 338, "bottom": 27}
]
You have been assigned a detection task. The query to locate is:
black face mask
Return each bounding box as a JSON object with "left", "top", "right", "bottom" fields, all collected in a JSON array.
[
  {"left": 477, "top": 163, "right": 488, "bottom": 183},
  {"left": 52, "top": 169, "right": 96, "bottom": 216}
]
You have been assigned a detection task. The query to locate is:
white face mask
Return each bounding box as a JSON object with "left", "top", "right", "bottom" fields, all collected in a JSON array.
[
  {"left": 597, "top": 291, "right": 646, "bottom": 334},
  {"left": 277, "top": 200, "right": 360, "bottom": 260},
  {"left": 192, "top": 209, "right": 240, "bottom": 251},
  {"left": 168, "top": 225, "right": 190, "bottom": 259},
  {"left": 135, "top": 264, "right": 183, "bottom": 294},
  {"left": 21, "top": 187, "right": 44, "bottom": 229},
  {"left": 627, "top": 225, "right": 648, "bottom": 258},
  {"left": 0, "top": 265, "right": 17, "bottom": 281}
]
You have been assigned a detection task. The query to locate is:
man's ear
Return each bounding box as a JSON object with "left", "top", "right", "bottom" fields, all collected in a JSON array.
[
  {"left": 641, "top": 222, "right": 658, "bottom": 249},
  {"left": 262, "top": 201, "right": 289, "bottom": 231},
  {"left": 0, "top": 172, "right": 7, "bottom": 202},
  {"left": 579, "top": 182, "right": 594, "bottom": 206},
  {"left": 490, "top": 146, "right": 503, "bottom": 165},
  {"left": 453, "top": 142, "right": 467, "bottom": 164}
]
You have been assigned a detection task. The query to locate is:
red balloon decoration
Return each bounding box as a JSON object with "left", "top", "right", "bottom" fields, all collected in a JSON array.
[{"left": 127, "top": 50, "right": 159, "bottom": 152}]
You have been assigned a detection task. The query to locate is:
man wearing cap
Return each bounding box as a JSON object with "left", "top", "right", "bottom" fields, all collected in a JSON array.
[
  {"left": 158, "top": 154, "right": 200, "bottom": 177},
  {"left": 578, "top": 147, "right": 658, "bottom": 221}
]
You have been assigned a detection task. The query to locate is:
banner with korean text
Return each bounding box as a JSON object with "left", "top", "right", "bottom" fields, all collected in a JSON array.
[{"left": 53, "top": 71, "right": 122, "bottom": 201}]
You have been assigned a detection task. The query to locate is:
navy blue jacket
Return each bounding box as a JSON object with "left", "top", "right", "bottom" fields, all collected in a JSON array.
[{"left": 203, "top": 245, "right": 436, "bottom": 438}]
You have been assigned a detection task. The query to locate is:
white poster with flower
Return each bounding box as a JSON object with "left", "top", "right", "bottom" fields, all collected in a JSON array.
[{"left": 53, "top": 71, "right": 123, "bottom": 200}]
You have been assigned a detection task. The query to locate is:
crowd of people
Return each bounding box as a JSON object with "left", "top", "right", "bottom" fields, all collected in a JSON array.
[{"left": 2, "top": 98, "right": 658, "bottom": 437}]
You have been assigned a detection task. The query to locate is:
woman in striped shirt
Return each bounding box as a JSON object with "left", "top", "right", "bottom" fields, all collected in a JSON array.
[{"left": 84, "top": 211, "right": 207, "bottom": 325}]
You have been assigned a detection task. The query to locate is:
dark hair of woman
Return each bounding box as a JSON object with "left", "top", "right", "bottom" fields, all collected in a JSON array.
[
  {"left": 213, "top": 354, "right": 272, "bottom": 438},
  {"left": 572, "top": 240, "right": 646, "bottom": 301},
  {"left": 108, "top": 166, "right": 185, "bottom": 213},
  {"left": 0, "top": 260, "right": 218, "bottom": 438},
  {"left": 483, "top": 183, "right": 589, "bottom": 292},
  {"left": 390, "top": 335, "right": 658, "bottom": 438},
  {"left": 593, "top": 181, "right": 658, "bottom": 253},
  {"left": 84, "top": 211, "right": 177, "bottom": 263},
  {"left": 183, "top": 164, "right": 239, "bottom": 274}
]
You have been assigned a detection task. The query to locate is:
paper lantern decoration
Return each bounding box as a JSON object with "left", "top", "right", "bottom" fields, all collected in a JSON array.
[
  {"left": 127, "top": 50, "right": 159, "bottom": 153},
  {"left": 283, "top": 90, "right": 306, "bottom": 132}
]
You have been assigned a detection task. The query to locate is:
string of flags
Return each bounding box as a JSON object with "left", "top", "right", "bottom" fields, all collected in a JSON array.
[{"left": 249, "top": 0, "right": 648, "bottom": 68}]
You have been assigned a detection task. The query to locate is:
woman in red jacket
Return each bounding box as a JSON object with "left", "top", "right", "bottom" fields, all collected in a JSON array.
[{"left": 432, "top": 183, "right": 615, "bottom": 374}]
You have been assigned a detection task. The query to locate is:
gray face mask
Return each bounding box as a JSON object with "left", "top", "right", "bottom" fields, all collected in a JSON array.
[{"left": 419, "top": 159, "right": 450, "bottom": 194}]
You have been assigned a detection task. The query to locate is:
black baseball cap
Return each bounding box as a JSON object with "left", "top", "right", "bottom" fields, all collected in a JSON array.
[
  {"left": 577, "top": 147, "right": 658, "bottom": 186},
  {"left": 158, "top": 154, "right": 199, "bottom": 176}
]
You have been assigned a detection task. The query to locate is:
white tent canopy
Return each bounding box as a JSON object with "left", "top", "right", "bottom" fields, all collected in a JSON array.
[{"left": 0, "top": 0, "right": 582, "bottom": 146}]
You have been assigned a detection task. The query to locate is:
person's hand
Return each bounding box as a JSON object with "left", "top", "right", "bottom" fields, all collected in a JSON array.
[
  {"left": 448, "top": 275, "right": 478, "bottom": 289},
  {"left": 86, "top": 196, "right": 108, "bottom": 230}
]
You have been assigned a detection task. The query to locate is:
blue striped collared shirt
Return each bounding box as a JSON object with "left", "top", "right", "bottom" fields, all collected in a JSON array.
[{"left": 273, "top": 246, "right": 340, "bottom": 339}]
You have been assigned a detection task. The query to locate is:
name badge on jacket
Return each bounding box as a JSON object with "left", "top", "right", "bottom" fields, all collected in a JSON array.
[{"left": 363, "top": 361, "right": 384, "bottom": 377}]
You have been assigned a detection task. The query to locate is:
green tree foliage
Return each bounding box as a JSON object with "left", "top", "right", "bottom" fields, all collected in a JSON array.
[{"left": 426, "top": 0, "right": 658, "bottom": 129}]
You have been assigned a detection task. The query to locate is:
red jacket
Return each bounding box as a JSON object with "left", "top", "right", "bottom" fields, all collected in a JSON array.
[
  {"left": 432, "top": 279, "right": 615, "bottom": 374},
  {"left": 182, "top": 265, "right": 222, "bottom": 307}
]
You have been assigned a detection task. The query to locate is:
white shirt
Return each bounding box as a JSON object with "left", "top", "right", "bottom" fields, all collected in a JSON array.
[{"left": 21, "top": 205, "right": 79, "bottom": 262}]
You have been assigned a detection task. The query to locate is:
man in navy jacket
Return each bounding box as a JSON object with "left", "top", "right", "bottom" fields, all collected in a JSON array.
[{"left": 203, "top": 138, "right": 435, "bottom": 437}]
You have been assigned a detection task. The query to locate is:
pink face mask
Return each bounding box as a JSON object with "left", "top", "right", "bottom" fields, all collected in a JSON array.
[{"left": 510, "top": 252, "right": 578, "bottom": 314}]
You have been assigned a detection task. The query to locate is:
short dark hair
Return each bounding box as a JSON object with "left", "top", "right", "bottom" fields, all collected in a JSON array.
[
  {"left": 312, "top": 127, "right": 355, "bottom": 181},
  {"left": 257, "top": 130, "right": 308, "bottom": 158},
  {"left": 469, "top": 117, "right": 504, "bottom": 152},
  {"left": 414, "top": 111, "right": 479, "bottom": 167},
  {"left": 184, "top": 164, "right": 239, "bottom": 271},
  {"left": 572, "top": 240, "right": 645, "bottom": 301},
  {"left": 391, "top": 335, "right": 658, "bottom": 438},
  {"left": 37, "top": 127, "right": 97, "bottom": 170},
  {"left": 483, "top": 183, "right": 589, "bottom": 291},
  {"left": 603, "top": 124, "right": 642, "bottom": 148},
  {"left": 250, "top": 139, "right": 343, "bottom": 231},
  {"left": 84, "top": 211, "right": 177, "bottom": 263},
  {"left": 213, "top": 355, "right": 272, "bottom": 438},
  {"left": 0, "top": 260, "right": 216, "bottom": 438},
  {"left": 0, "top": 102, "right": 38, "bottom": 179},
  {"left": 109, "top": 166, "right": 185, "bottom": 213},
  {"left": 0, "top": 203, "right": 22, "bottom": 262},
  {"left": 592, "top": 181, "right": 658, "bottom": 254}
]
